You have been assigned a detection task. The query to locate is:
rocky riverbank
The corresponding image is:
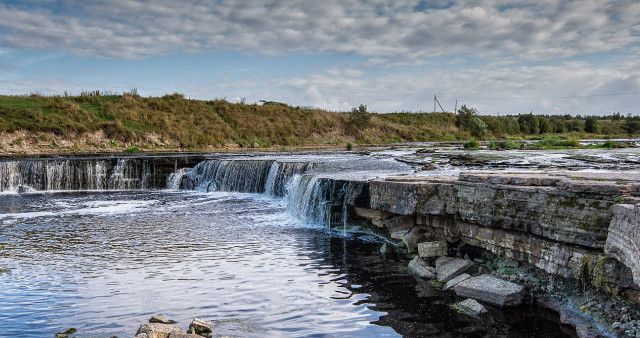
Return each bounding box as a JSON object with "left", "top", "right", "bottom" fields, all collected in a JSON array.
[{"left": 337, "top": 171, "right": 640, "bottom": 337}]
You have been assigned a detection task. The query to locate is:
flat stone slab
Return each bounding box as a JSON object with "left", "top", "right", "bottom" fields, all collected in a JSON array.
[
  {"left": 418, "top": 240, "right": 447, "bottom": 258},
  {"left": 454, "top": 274, "right": 524, "bottom": 307},
  {"left": 444, "top": 273, "right": 471, "bottom": 290},
  {"left": 436, "top": 258, "right": 474, "bottom": 283},
  {"left": 454, "top": 298, "right": 487, "bottom": 316},
  {"left": 408, "top": 256, "right": 435, "bottom": 279}
]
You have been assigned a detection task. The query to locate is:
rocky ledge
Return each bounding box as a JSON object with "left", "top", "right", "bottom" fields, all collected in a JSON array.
[{"left": 339, "top": 171, "right": 640, "bottom": 337}]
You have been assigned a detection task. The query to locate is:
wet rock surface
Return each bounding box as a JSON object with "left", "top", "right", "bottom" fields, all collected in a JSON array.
[
  {"left": 454, "top": 274, "right": 524, "bottom": 307},
  {"left": 454, "top": 298, "right": 487, "bottom": 316},
  {"left": 408, "top": 256, "right": 435, "bottom": 279},
  {"left": 136, "top": 322, "right": 184, "bottom": 338},
  {"left": 417, "top": 240, "right": 447, "bottom": 258},
  {"left": 436, "top": 257, "right": 474, "bottom": 283},
  {"left": 150, "top": 314, "right": 176, "bottom": 325}
]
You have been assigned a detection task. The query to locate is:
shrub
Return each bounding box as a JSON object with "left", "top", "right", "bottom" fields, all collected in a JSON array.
[
  {"left": 349, "top": 104, "right": 371, "bottom": 130},
  {"left": 518, "top": 113, "right": 539, "bottom": 134},
  {"left": 346, "top": 142, "right": 353, "bottom": 151},
  {"left": 456, "top": 105, "right": 487, "bottom": 137},
  {"left": 585, "top": 118, "right": 600, "bottom": 133},
  {"left": 124, "top": 146, "right": 141, "bottom": 153},
  {"left": 463, "top": 139, "right": 479, "bottom": 149}
]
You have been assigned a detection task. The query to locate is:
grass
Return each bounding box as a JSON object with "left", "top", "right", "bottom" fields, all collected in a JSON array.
[
  {"left": 0, "top": 93, "right": 637, "bottom": 152},
  {"left": 463, "top": 139, "right": 479, "bottom": 149}
]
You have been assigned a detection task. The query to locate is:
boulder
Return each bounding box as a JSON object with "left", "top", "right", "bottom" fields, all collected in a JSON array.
[
  {"left": 135, "top": 334, "right": 148, "bottom": 338},
  {"left": 408, "top": 256, "right": 435, "bottom": 279},
  {"left": 418, "top": 240, "right": 447, "bottom": 258},
  {"left": 402, "top": 226, "right": 431, "bottom": 251},
  {"left": 187, "top": 317, "right": 212, "bottom": 336},
  {"left": 454, "top": 298, "right": 487, "bottom": 316},
  {"left": 435, "top": 256, "right": 454, "bottom": 267},
  {"left": 454, "top": 274, "right": 524, "bottom": 307},
  {"left": 443, "top": 273, "right": 471, "bottom": 290},
  {"left": 136, "top": 323, "right": 184, "bottom": 338},
  {"left": 150, "top": 314, "right": 176, "bottom": 324},
  {"left": 436, "top": 258, "right": 474, "bottom": 283}
]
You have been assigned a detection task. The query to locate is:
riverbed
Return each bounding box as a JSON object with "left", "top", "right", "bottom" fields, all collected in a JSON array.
[{"left": 2, "top": 145, "right": 639, "bottom": 336}]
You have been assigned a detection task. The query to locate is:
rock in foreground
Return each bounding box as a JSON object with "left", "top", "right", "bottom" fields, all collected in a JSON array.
[
  {"left": 408, "top": 256, "right": 435, "bottom": 279},
  {"left": 454, "top": 298, "right": 488, "bottom": 316},
  {"left": 187, "top": 317, "right": 212, "bottom": 336},
  {"left": 454, "top": 274, "right": 524, "bottom": 307},
  {"left": 418, "top": 240, "right": 447, "bottom": 258},
  {"left": 150, "top": 314, "right": 176, "bottom": 324},
  {"left": 136, "top": 323, "right": 184, "bottom": 338},
  {"left": 436, "top": 258, "right": 474, "bottom": 283}
]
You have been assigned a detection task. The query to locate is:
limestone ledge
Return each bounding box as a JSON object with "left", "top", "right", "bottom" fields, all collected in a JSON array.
[{"left": 348, "top": 172, "right": 640, "bottom": 289}]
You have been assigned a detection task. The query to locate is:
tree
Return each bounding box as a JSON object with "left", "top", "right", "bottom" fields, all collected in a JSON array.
[
  {"left": 551, "top": 119, "right": 567, "bottom": 133},
  {"left": 584, "top": 118, "right": 600, "bottom": 133},
  {"left": 349, "top": 104, "right": 371, "bottom": 129},
  {"left": 456, "top": 105, "right": 487, "bottom": 137},
  {"left": 538, "top": 117, "right": 551, "bottom": 134},
  {"left": 518, "top": 113, "right": 539, "bottom": 134}
]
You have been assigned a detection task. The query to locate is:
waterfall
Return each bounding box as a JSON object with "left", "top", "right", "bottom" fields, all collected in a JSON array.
[
  {"left": 166, "top": 168, "right": 191, "bottom": 190},
  {"left": 0, "top": 158, "right": 151, "bottom": 192},
  {"left": 108, "top": 158, "right": 149, "bottom": 190},
  {"left": 286, "top": 175, "right": 365, "bottom": 228},
  {"left": 265, "top": 161, "right": 315, "bottom": 197},
  {"left": 177, "top": 159, "right": 313, "bottom": 196}
]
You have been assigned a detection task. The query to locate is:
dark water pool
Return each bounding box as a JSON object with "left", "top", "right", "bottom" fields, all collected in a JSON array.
[{"left": 0, "top": 191, "right": 575, "bottom": 337}]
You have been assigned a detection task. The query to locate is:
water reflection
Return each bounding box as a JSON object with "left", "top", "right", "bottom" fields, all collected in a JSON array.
[{"left": 0, "top": 191, "right": 575, "bottom": 337}]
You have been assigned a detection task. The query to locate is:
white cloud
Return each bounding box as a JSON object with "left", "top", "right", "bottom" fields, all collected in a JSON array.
[{"left": 0, "top": 0, "right": 637, "bottom": 61}]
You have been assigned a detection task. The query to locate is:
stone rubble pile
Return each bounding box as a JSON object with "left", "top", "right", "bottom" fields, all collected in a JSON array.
[
  {"left": 405, "top": 238, "right": 525, "bottom": 317},
  {"left": 136, "top": 316, "right": 212, "bottom": 338}
]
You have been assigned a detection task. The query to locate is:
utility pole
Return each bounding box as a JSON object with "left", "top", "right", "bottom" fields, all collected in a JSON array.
[
  {"left": 433, "top": 95, "right": 446, "bottom": 113},
  {"left": 455, "top": 100, "right": 458, "bottom": 114},
  {"left": 434, "top": 94, "right": 437, "bottom": 113}
]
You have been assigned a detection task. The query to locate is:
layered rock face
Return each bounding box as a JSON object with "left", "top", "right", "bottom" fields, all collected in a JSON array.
[
  {"left": 346, "top": 172, "right": 640, "bottom": 292},
  {"left": 606, "top": 204, "right": 640, "bottom": 287}
]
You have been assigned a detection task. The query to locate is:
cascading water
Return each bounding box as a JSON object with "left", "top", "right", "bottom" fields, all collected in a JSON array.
[
  {"left": 0, "top": 158, "right": 151, "bottom": 192},
  {"left": 177, "top": 159, "right": 313, "bottom": 196},
  {"left": 265, "top": 161, "right": 315, "bottom": 197},
  {"left": 286, "top": 175, "right": 365, "bottom": 229}
]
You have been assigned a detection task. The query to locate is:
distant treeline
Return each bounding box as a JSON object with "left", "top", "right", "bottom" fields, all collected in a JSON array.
[
  {"left": 0, "top": 92, "right": 637, "bottom": 151},
  {"left": 456, "top": 105, "right": 638, "bottom": 139}
]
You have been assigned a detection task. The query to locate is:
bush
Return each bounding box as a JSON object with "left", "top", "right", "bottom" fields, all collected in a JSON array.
[
  {"left": 349, "top": 104, "right": 371, "bottom": 130},
  {"left": 456, "top": 105, "right": 487, "bottom": 137},
  {"left": 585, "top": 118, "right": 600, "bottom": 133},
  {"left": 346, "top": 143, "right": 353, "bottom": 151},
  {"left": 463, "top": 139, "right": 479, "bottom": 149},
  {"left": 518, "top": 113, "right": 539, "bottom": 134},
  {"left": 538, "top": 117, "right": 551, "bottom": 134},
  {"left": 124, "top": 146, "right": 141, "bottom": 153}
]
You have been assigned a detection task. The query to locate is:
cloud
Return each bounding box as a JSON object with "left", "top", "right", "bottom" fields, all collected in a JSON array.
[
  {"left": 210, "top": 59, "right": 639, "bottom": 114},
  {"left": 0, "top": 0, "right": 637, "bottom": 61}
]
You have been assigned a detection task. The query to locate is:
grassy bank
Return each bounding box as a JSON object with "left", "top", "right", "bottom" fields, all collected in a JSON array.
[{"left": 0, "top": 93, "right": 636, "bottom": 154}]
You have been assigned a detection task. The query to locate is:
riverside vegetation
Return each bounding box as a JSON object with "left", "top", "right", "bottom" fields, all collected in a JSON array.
[{"left": 0, "top": 92, "right": 637, "bottom": 154}]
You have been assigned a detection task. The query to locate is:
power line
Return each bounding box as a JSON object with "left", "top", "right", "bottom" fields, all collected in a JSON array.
[{"left": 438, "top": 91, "right": 640, "bottom": 100}]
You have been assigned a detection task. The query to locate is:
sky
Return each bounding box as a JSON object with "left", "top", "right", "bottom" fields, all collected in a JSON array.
[{"left": 0, "top": 0, "right": 639, "bottom": 115}]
